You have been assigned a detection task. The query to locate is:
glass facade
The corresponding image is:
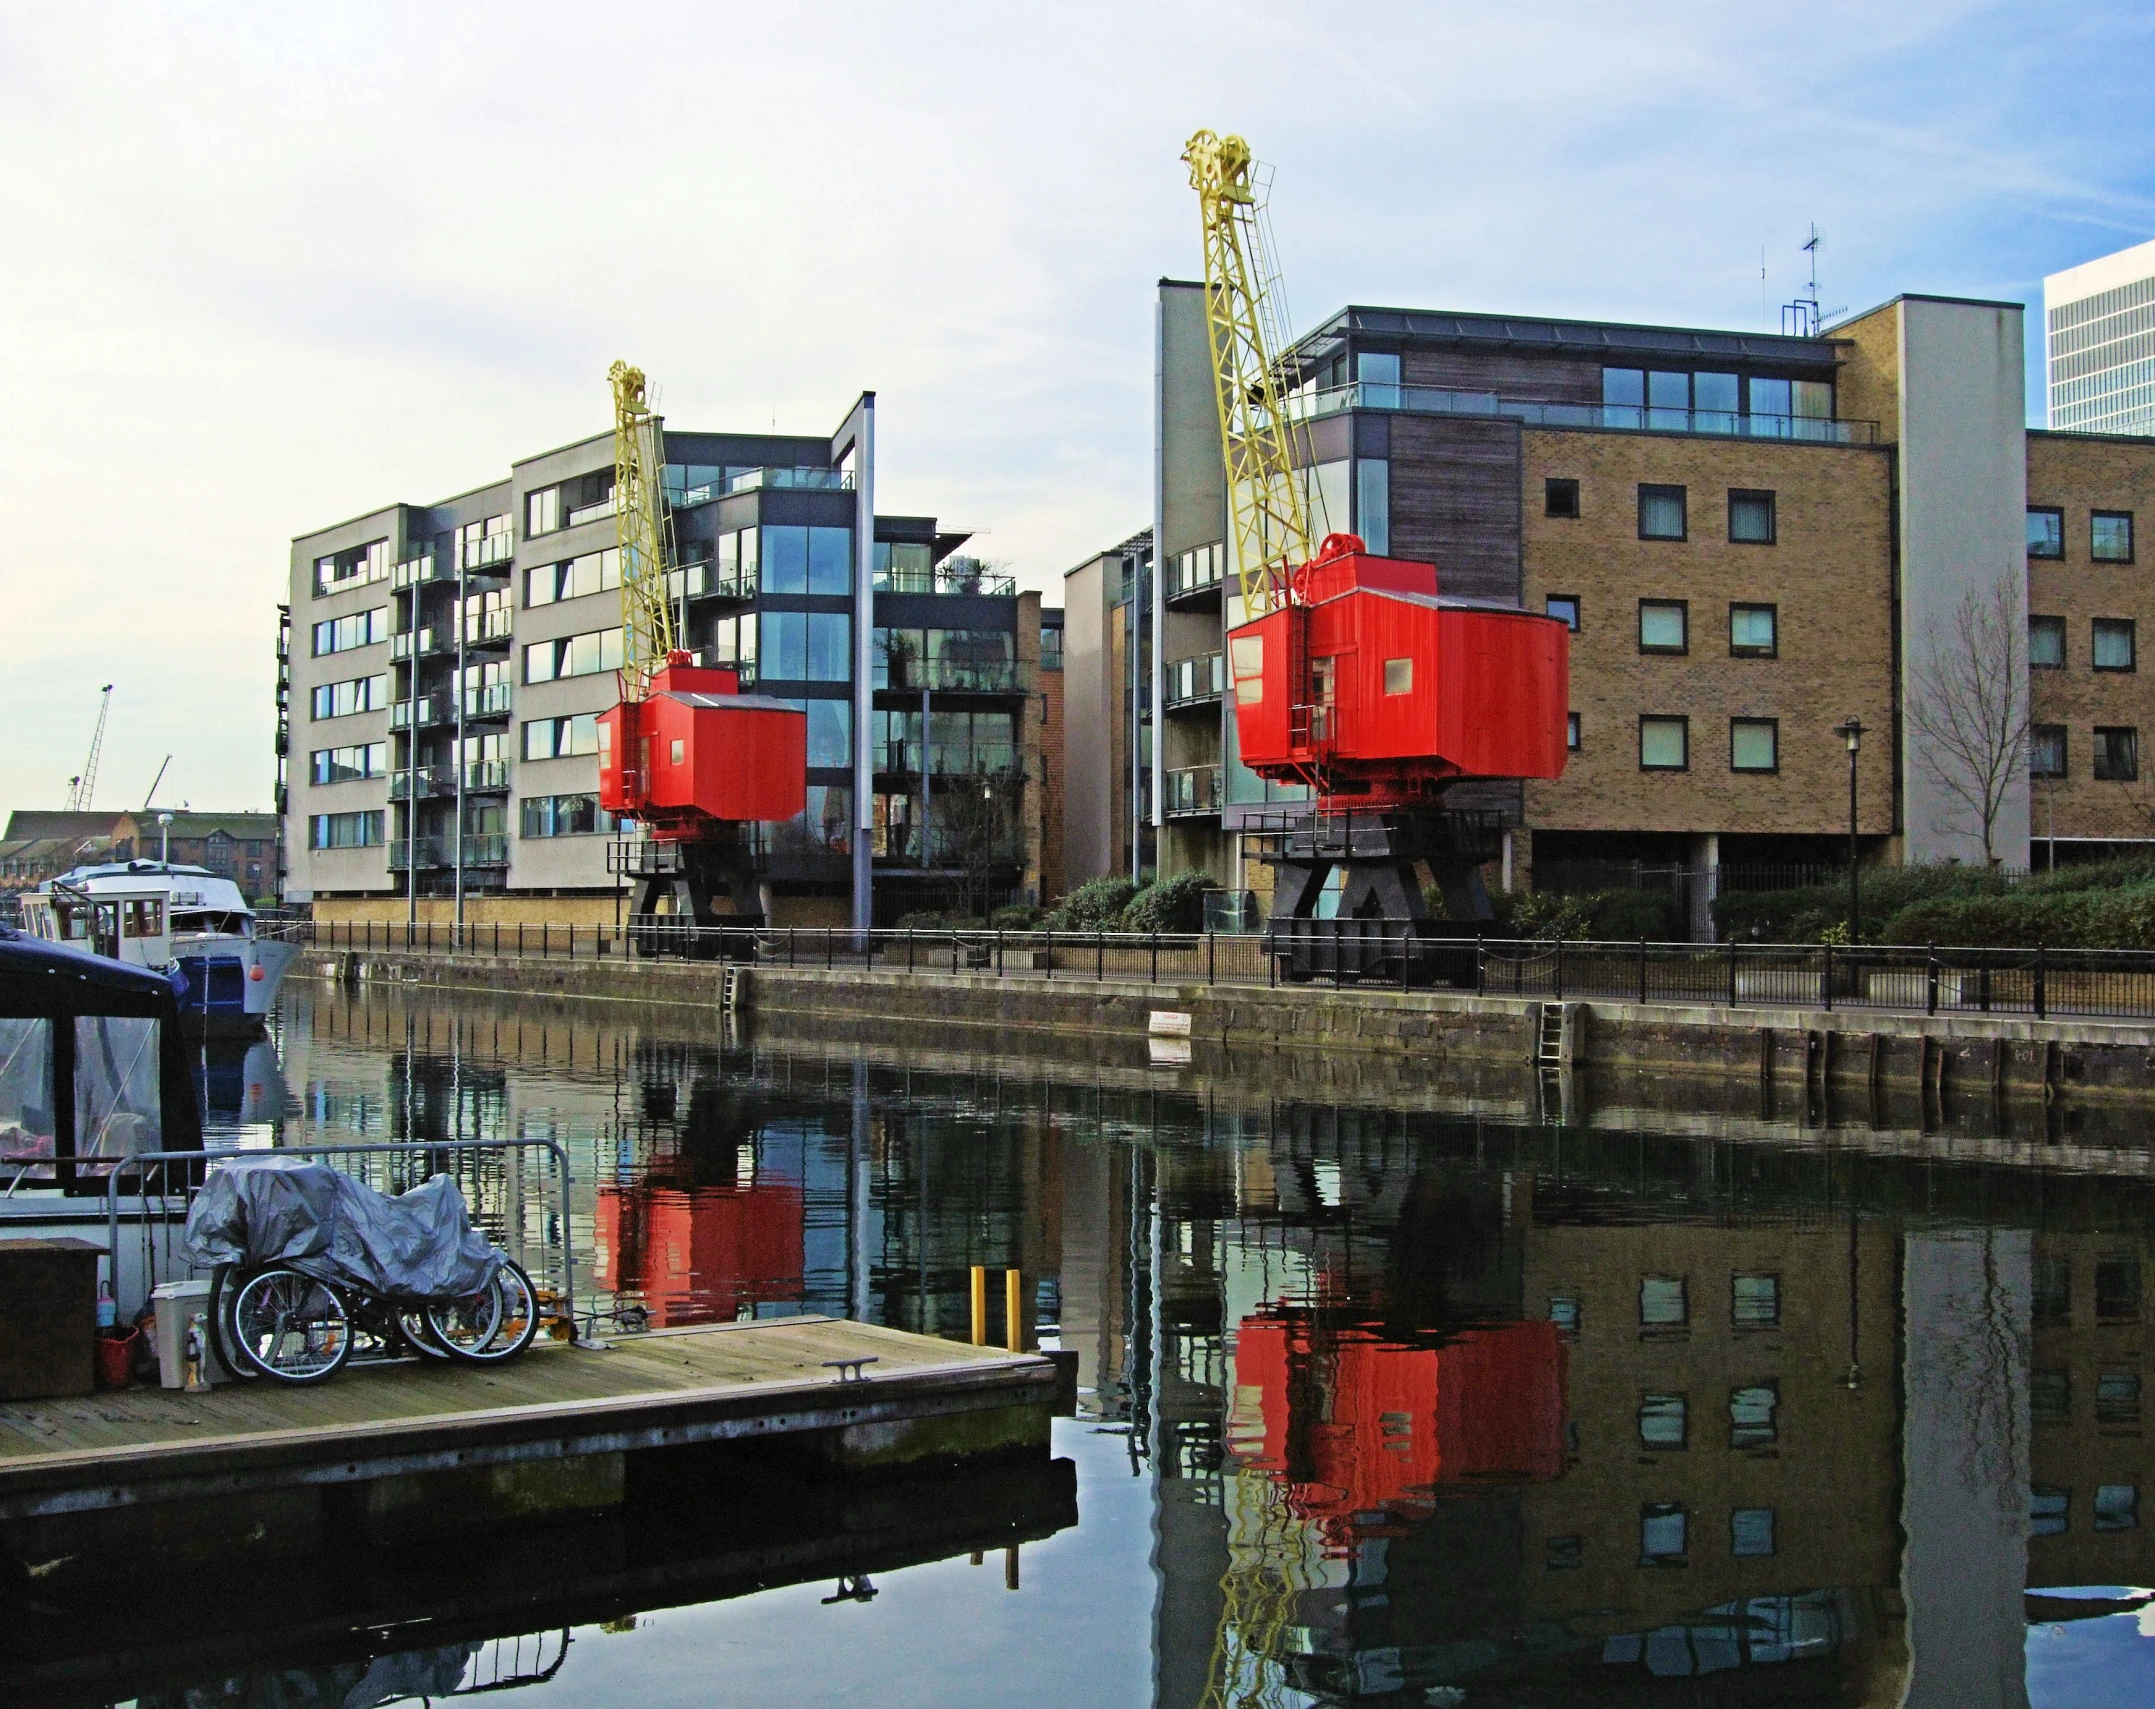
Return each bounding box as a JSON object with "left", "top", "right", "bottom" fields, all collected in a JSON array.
[{"left": 2050, "top": 272, "right": 2155, "bottom": 433}]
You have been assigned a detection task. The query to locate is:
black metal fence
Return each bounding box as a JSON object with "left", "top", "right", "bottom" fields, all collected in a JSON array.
[{"left": 275, "top": 918, "right": 2155, "bottom": 1021}]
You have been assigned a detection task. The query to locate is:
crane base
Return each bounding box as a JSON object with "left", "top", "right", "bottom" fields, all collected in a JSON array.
[{"left": 608, "top": 834, "right": 768, "bottom": 960}]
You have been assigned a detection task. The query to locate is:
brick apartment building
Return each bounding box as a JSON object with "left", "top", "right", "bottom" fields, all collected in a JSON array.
[
  {"left": 0, "top": 809, "right": 280, "bottom": 901},
  {"left": 1064, "top": 284, "right": 2155, "bottom": 928}
]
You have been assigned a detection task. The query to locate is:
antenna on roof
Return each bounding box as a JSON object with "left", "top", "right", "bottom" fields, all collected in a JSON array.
[{"left": 1781, "top": 225, "right": 1822, "bottom": 338}]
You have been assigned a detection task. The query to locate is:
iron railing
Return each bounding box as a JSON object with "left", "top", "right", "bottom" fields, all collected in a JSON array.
[{"left": 265, "top": 922, "right": 2155, "bottom": 1021}]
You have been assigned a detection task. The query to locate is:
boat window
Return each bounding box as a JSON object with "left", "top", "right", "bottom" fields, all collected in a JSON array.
[
  {"left": 172, "top": 911, "right": 249, "bottom": 936},
  {"left": 74, "top": 1015, "right": 162, "bottom": 1164},
  {"left": 122, "top": 899, "right": 165, "bottom": 939},
  {"left": 0, "top": 1018, "right": 55, "bottom": 1175}
]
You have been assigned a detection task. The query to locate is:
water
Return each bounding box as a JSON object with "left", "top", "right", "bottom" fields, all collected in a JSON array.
[{"left": 76, "top": 985, "right": 2155, "bottom": 1705}]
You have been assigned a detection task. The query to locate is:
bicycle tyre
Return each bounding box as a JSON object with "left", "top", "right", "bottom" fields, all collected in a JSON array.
[
  {"left": 227, "top": 1265, "right": 354, "bottom": 1384},
  {"left": 206, "top": 1262, "right": 257, "bottom": 1381},
  {"left": 432, "top": 1260, "right": 541, "bottom": 1364},
  {"left": 398, "top": 1306, "right": 453, "bottom": 1361}
]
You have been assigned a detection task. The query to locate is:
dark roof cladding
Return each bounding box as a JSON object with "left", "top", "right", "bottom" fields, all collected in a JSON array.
[{"left": 1297, "top": 306, "right": 1843, "bottom": 367}]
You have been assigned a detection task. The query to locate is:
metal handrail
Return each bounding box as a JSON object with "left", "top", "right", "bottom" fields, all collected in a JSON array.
[{"left": 99, "top": 1137, "right": 577, "bottom": 1334}]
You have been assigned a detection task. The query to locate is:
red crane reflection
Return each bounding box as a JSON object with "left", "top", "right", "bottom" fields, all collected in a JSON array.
[{"left": 595, "top": 1182, "right": 805, "bottom": 1326}]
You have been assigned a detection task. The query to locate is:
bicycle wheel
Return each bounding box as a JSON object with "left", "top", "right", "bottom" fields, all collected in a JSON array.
[
  {"left": 451, "top": 1260, "right": 541, "bottom": 1364},
  {"left": 424, "top": 1276, "right": 505, "bottom": 1361},
  {"left": 228, "top": 1265, "right": 353, "bottom": 1384},
  {"left": 206, "top": 1262, "right": 257, "bottom": 1381},
  {"left": 398, "top": 1306, "right": 453, "bottom": 1361}
]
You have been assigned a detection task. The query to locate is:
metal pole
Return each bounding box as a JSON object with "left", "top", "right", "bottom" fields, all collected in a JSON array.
[
  {"left": 970, "top": 1265, "right": 987, "bottom": 1345},
  {"left": 1847, "top": 739, "right": 1860, "bottom": 942},
  {"left": 1005, "top": 1267, "right": 1023, "bottom": 1352}
]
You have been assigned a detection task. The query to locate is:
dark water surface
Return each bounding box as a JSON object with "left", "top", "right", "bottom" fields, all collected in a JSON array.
[{"left": 101, "top": 986, "right": 2155, "bottom": 1704}]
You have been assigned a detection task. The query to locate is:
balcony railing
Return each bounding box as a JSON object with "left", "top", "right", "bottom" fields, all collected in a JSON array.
[
  {"left": 388, "top": 836, "right": 449, "bottom": 870},
  {"left": 1292, "top": 380, "right": 1877, "bottom": 444},
  {"left": 461, "top": 531, "right": 516, "bottom": 570},
  {"left": 390, "top": 694, "right": 450, "bottom": 730},
  {"left": 1168, "top": 544, "right": 1225, "bottom": 601},
  {"left": 388, "top": 766, "right": 454, "bottom": 802},
  {"left": 462, "top": 833, "right": 510, "bottom": 866},
  {"left": 390, "top": 626, "right": 446, "bottom": 661},
  {"left": 1166, "top": 652, "right": 1225, "bottom": 709},
  {"left": 1165, "top": 764, "right": 1225, "bottom": 818},
  {"left": 881, "top": 660, "right": 1028, "bottom": 694},
  {"left": 317, "top": 557, "right": 394, "bottom": 596},
  {"left": 874, "top": 563, "right": 1018, "bottom": 598},
  {"left": 463, "top": 683, "right": 512, "bottom": 719},
  {"left": 464, "top": 760, "right": 511, "bottom": 792},
  {"left": 565, "top": 496, "right": 617, "bottom": 529},
  {"left": 730, "top": 466, "right": 853, "bottom": 497},
  {"left": 667, "top": 559, "right": 756, "bottom": 602},
  {"left": 463, "top": 607, "right": 513, "bottom": 645},
  {"left": 392, "top": 553, "right": 448, "bottom": 591}
]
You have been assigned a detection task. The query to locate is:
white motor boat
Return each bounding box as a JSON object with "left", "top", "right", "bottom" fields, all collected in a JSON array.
[{"left": 18, "top": 862, "right": 296, "bottom": 1035}]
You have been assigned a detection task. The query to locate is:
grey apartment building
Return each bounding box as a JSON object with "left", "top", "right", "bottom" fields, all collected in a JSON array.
[{"left": 285, "top": 395, "right": 1048, "bottom": 928}]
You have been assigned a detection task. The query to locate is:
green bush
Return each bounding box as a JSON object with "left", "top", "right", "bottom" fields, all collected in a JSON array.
[
  {"left": 1499, "top": 887, "right": 1678, "bottom": 940},
  {"left": 1710, "top": 857, "right": 2155, "bottom": 948},
  {"left": 989, "top": 903, "right": 1041, "bottom": 930},
  {"left": 1121, "top": 871, "right": 1212, "bottom": 934},
  {"left": 1047, "top": 876, "right": 1138, "bottom": 931}
]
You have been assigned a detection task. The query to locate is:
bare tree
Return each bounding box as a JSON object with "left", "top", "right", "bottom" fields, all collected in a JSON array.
[
  {"left": 931, "top": 776, "right": 1017, "bottom": 918},
  {"left": 1907, "top": 575, "right": 2029, "bottom": 866}
]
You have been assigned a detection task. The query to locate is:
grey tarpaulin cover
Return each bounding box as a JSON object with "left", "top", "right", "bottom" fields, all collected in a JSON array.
[{"left": 184, "top": 1155, "right": 504, "bottom": 1300}]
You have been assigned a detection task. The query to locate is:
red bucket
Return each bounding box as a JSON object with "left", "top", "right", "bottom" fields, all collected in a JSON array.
[{"left": 96, "top": 1328, "right": 139, "bottom": 1390}]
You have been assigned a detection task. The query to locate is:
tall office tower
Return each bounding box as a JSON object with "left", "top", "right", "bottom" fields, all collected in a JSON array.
[{"left": 2046, "top": 237, "right": 2155, "bottom": 434}]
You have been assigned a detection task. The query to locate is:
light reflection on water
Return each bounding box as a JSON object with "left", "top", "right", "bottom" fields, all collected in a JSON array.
[{"left": 130, "top": 985, "right": 2155, "bottom": 1705}]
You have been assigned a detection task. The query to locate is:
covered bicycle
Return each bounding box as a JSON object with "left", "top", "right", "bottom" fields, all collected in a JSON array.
[{"left": 184, "top": 1155, "right": 540, "bottom": 1383}]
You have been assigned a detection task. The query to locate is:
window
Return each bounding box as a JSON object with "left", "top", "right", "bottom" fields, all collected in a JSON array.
[
  {"left": 526, "top": 548, "right": 622, "bottom": 607},
  {"left": 519, "top": 793, "right": 616, "bottom": 838},
  {"left": 1639, "top": 600, "right": 1688, "bottom": 653},
  {"left": 760, "top": 524, "right": 855, "bottom": 595},
  {"left": 311, "top": 674, "right": 388, "bottom": 720},
  {"left": 525, "top": 486, "right": 560, "bottom": 537},
  {"left": 1640, "top": 1275, "right": 1688, "bottom": 1327},
  {"left": 1694, "top": 372, "right": 1740, "bottom": 429},
  {"left": 806, "top": 699, "right": 852, "bottom": 768},
  {"left": 2028, "top": 507, "right": 2065, "bottom": 558},
  {"left": 761, "top": 613, "right": 849, "bottom": 681},
  {"left": 311, "top": 608, "right": 387, "bottom": 656},
  {"left": 2093, "top": 510, "right": 2135, "bottom": 563},
  {"left": 1729, "top": 1383, "right": 1779, "bottom": 1448},
  {"left": 2095, "top": 1485, "right": 2139, "bottom": 1532},
  {"left": 1638, "top": 485, "right": 1687, "bottom": 540},
  {"left": 1648, "top": 370, "right": 1689, "bottom": 429},
  {"left": 668, "top": 738, "right": 685, "bottom": 767},
  {"left": 2032, "top": 1369, "right": 2072, "bottom": 1426},
  {"left": 1545, "top": 478, "right": 1580, "bottom": 519},
  {"left": 1732, "top": 1274, "right": 1781, "bottom": 1327},
  {"left": 1549, "top": 1296, "right": 1580, "bottom": 1334},
  {"left": 2094, "top": 618, "right": 2136, "bottom": 671},
  {"left": 2031, "top": 1487, "right": 2070, "bottom": 1537},
  {"left": 310, "top": 743, "right": 386, "bottom": 785},
  {"left": 1730, "top": 720, "right": 1778, "bottom": 773},
  {"left": 1040, "top": 625, "right": 1063, "bottom": 671},
  {"left": 1730, "top": 1508, "right": 1775, "bottom": 1557},
  {"left": 521, "top": 714, "right": 600, "bottom": 761},
  {"left": 1639, "top": 717, "right": 1689, "bottom": 772},
  {"left": 2095, "top": 727, "right": 2140, "bottom": 782},
  {"left": 523, "top": 628, "right": 623, "bottom": 683},
  {"left": 1729, "top": 604, "right": 1777, "bottom": 657},
  {"left": 2036, "top": 1255, "right": 2072, "bottom": 1327},
  {"left": 2098, "top": 1256, "right": 2142, "bottom": 1323},
  {"left": 309, "top": 810, "right": 383, "bottom": 850},
  {"left": 1567, "top": 712, "right": 1581, "bottom": 752},
  {"left": 1356, "top": 459, "right": 1390, "bottom": 555},
  {"left": 1728, "top": 490, "right": 1776, "bottom": 544},
  {"left": 2030, "top": 615, "right": 2066, "bottom": 668},
  {"left": 1383, "top": 657, "right": 1413, "bottom": 696},
  {"left": 1639, "top": 1393, "right": 1688, "bottom": 1449},
  {"left": 1546, "top": 595, "right": 1580, "bottom": 631},
  {"left": 1545, "top": 1535, "right": 1583, "bottom": 1570},
  {"left": 2096, "top": 1371, "right": 2142, "bottom": 1426},
  {"left": 1230, "top": 635, "right": 1264, "bottom": 705},
  {"left": 1639, "top": 1504, "right": 1687, "bottom": 1567},
  {"left": 2031, "top": 725, "right": 2068, "bottom": 779}
]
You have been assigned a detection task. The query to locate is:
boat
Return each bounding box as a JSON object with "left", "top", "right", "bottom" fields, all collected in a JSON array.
[{"left": 17, "top": 861, "right": 297, "bottom": 1035}]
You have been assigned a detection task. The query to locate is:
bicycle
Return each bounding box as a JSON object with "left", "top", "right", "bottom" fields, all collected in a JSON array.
[{"left": 209, "top": 1257, "right": 540, "bottom": 1385}]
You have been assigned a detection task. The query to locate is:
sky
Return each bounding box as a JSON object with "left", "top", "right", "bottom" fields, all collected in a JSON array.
[{"left": 2, "top": 0, "right": 2153, "bottom": 816}]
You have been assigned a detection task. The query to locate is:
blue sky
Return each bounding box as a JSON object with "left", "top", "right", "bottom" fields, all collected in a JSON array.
[{"left": 2, "top": 0, "right": 2152, "bottom": 813}]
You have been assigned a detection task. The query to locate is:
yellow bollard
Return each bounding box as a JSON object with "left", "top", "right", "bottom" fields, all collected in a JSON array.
[
  {"left": 1005, "top": 1268, "right": 1024, "bottom": 1353},
  {"left": 1005, "top": 1544, "right": 1020, "bottom": 1590},
  {"left": 970, "top": 1265, "right": 987, "bottom": 1346}
]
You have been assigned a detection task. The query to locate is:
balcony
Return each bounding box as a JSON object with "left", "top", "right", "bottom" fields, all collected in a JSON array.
[
  {"left": 390, "top": 693, "right": 451, "bottom": 730},
  {"left": 464, "top": 760, "right": 511, "bottom": 793},
  {"left": 462, "top": 833, "right": 509, "bottom": 867},
  {"left": 463, "top": 683, "right": 513, "bottom": 720},
  {"left": 874, "top": 562, "right": 1017, "bottom": 598},
  {"left": 392, "top": 553, "right": 448, "bottom": 591},
  {"left": 1165, "top": 652, "right": 1225, "bottom": 710},
  {"left": 1294, "top": 380, "right": 1877, "bottom": 444},
  {"left": 388, "top": 836, "right": 449, "bottom": 870},
  {"left": 1167, "top": 543, "right": 1225, "bottom": 603},
  {"left": 1165, "top": 764, "right": 1224, "bottom": 819},
  {"left": 316, "top": 557, "right": 393, "bottom": 597},
  {"left": 463, "top": 607, "right": 513, "bottom": 646},
  {"left": 565, "top": 495, "right": 617, "bottom": 529},
  {"left": 390, "top": 626, "right": 446, "bottom": 662},
  {"left": 880, "top": 661, "right": 1029, "bottom": 694},
  {"left": 722, "top": 466, "right": 852, "bottom": 498},
  {"left": 667, "top": 560, "right": 756, "bottom": 603},
  {"left": 388, "top": 766, "right": 454, "bottom": 801},
  {"left": 460, "top": 531, "right": 515, "bottom": 571}
]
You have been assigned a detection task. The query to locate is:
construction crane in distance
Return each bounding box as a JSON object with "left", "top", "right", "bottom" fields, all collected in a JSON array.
[
  {"left": 1184, "top": 130, "right": 1570, "bottom": 983},
  {"left": 599, "top": 363, "right": 806, "bottom": 955},
  {"left": 65, "top": 685, "right": 114, "bottom": 811}
]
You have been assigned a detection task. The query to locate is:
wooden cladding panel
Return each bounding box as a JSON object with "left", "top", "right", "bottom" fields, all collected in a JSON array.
[
  {"left": 1400, "top": 349, "right": 1603, "bottom": 404},
  {"left": 1388, "top": 415, "right": 1524, "bottom": 608}
]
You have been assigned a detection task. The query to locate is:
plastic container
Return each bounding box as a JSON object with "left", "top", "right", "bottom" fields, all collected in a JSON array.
[
  {"left": 95, "top": 1328, "right": 138, "bottom": 1390},
  {"left": 150, "top": 1280, "right": 230, "bottom": 1388}
]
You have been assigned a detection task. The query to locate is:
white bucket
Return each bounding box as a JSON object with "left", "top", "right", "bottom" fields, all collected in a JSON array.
[{"left": 149, "top": 1279, "right": 231, "bottom": 1388}]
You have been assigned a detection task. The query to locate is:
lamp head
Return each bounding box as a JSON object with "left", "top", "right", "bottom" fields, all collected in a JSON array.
[
  {"left": 157, "top": 812, "right": 174, "bottom": 828},
  {"left": 1839, "top": 717, "right": 1864, "bottom": 755}
]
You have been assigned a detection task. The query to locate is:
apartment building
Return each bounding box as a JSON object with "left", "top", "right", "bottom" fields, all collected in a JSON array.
[
  {"left": 2047, "top": 237, "right": 2155, "bottom": 436},
  {"left": 285, "top": 397, "right": 1048, "bottom": 928},
  {"left": 1066, "top": 281, "right": 2155, "bottom": 917}
]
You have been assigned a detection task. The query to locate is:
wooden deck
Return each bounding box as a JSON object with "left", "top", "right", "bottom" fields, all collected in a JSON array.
[{"left": 0, "top": 1316, "right": 1054, "bottom": 1520}]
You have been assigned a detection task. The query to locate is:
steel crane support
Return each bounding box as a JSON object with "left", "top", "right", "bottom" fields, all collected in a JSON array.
[
  {"left": 609, "top": 360, "right": 677, "bottom": 704},
  {"left": 1182, "top": 130, "right": 1318, "bottom": 618},
  {"left": 66, "top": 684, "right": 114, "bottom": 811}
]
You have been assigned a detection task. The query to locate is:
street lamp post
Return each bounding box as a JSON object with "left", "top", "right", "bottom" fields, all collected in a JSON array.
[
  {"left": 1837, "top": 719, "right": 1863, "bottom": 940},
  {"left": 157, "top": 811, "right": 174, "bottom": 866}
]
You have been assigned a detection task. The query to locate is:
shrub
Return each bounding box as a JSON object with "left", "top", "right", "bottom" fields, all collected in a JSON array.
[
  {"left": 1122, "top": 871, "right": 1212, "bottom": 934},
  {"left": 1047, "top": 876, "right": 1138, "bottom": 931},
  {"left": 989, "top": 903, "right": 1041, "bottom": 930}
]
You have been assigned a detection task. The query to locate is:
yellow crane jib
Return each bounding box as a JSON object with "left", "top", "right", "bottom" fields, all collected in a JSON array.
[
  {"left": 1182, "top": 129, "right": 1319, "bottom": 618},
  {"left": 609, "top": 360, "right": 678, "bottom": 704}
]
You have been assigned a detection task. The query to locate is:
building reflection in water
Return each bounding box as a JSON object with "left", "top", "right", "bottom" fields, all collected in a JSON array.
[{"left": 268, "top": 988, "right": 2155, "bottom": 1708}]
